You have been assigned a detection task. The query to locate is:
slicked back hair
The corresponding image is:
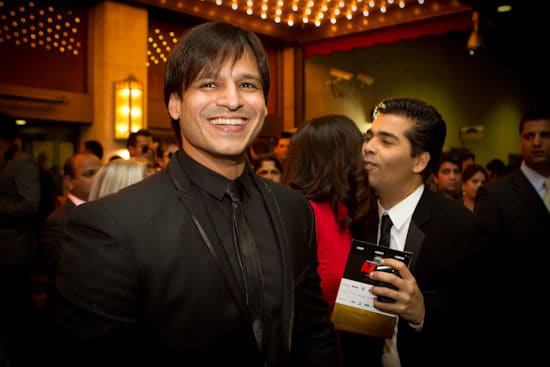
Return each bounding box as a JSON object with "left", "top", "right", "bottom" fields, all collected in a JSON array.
[{"left": 372, "top": 97, "right": 446, "bottom": 182}]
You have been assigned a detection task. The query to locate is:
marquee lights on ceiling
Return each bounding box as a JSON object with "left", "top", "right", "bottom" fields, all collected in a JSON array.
[{"left": 200, "top": 0, "right": 424, "bottom": 27}]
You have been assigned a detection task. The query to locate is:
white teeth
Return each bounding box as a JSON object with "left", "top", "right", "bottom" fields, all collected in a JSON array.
[{"left": 210, "top": 118, "right": 244, "bottom": 125}]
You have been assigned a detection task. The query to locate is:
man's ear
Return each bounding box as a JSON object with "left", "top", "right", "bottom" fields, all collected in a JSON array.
[
  {"left": 64, "top": 175, "right": 74, "bottom": 191},
  {"left": 413, "top": 151, "right": 430, "bottom": 174},
  {"left": 168, "top": 94, "right": 181, "bottom": 120}
]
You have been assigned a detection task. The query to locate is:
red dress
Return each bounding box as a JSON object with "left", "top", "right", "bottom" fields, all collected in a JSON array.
[{"left": 309, "top": 200, "right": 352, "bottom": 312}]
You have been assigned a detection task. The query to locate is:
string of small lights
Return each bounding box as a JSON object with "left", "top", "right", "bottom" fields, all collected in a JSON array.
[
  {"left": 0, "top": 0, "right": 429, "bottom": 65},
  {"left": 147, "top": 28, "right": 179, "bottom": 67},
  {"left": 201, "top": 0, "right": 423, "bottom": 27},
  {"left": 0, "top": 1, "right": 84, "bottom": 56}
]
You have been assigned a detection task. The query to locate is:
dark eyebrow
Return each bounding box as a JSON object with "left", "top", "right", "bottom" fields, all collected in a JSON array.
[
  {"left": 368, "top": 128, "right": 399, "bottom": 141},
  {"left": 378, "top": 131, "right": 399, "bottom": 140}
]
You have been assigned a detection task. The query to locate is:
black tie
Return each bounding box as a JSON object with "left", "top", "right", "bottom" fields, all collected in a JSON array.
[
  {"left": 226, "top": 181, "right": 264, "bottom": 350},
  {"left": 379, "top": 213, "right": 392, "bottom": 248}
]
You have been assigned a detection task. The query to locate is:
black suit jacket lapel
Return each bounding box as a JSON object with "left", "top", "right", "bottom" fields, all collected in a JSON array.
[
  {"left": 166, "top": 155, "right": 249, "bottom": 320},
  {"left": 404, "top": 189, "right": 432, "bottom": 272},
  {"left": 513, "top": 170, "right": 550, "bottom": 220},
  {"left": 252, "top": 176, "right": 294, "bottom": 358}
]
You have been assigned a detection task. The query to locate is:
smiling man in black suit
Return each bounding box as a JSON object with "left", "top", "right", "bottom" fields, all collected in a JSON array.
[{"left": 50, "top": 22, "right": 338, "bottom": 366}]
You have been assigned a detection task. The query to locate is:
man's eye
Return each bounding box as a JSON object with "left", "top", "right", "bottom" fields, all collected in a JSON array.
[{"left": 200, "top": 81, "right": 217, "bottom": 88}]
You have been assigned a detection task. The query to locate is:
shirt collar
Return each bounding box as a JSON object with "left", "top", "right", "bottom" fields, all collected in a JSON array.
[
  {"left": 378, "top": 184, "right": 424, "bottom": 231},
  {"left": 67, "top": 192, "right": 86, "bottom": 207},
  {"left": 180, "top": 152, "right": 252, "bottom": 201},
  {"left": 521, "top": 161, "right": 546, "bottom": 191}
]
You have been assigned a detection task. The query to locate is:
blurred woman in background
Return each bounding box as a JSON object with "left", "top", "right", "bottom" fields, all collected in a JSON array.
[
  {"left": 88, "top": 158, "right": 155, "bottom": 200},
  {"left": 462, "top": 164, "right": 488, "bottom": 211}
]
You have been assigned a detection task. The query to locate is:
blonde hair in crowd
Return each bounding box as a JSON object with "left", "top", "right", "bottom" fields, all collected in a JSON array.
[{"left": 88, "top": 157, "right": 154, "bottom": 201}]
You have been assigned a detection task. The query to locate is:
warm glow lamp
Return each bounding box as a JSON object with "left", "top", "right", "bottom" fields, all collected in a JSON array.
[{"left": 114, "top": 74, "right": 143, "bottom": 140}]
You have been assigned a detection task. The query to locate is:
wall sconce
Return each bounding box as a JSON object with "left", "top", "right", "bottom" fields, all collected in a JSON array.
[
  {"left": 114, "top": 74, "right": 143, "bottom": 140},
  {"left": 329, "top": 68, "right": 353, "bottom": 82},
  {"left": 326, "top": 68, "right": 376, "bottom": 97},
  {"left": 356, "top": 73, "right": 375, "bottom": 87}
]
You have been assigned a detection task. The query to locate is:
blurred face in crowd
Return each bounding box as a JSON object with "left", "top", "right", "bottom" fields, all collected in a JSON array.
[
  {"left": 255, "top": 160, "right": 282, "bottom": 183},
  {"left": 462, "top": 170, "right": 487, "bottom": 204},
  {"left": 157, "top": 143, "right": 179, "bottom": 170},
  {"left": 129, "top": 135, "right": 156, "bottom": 164},
  {"left": 168, "top": 47, "right": 267, "bottom": 173},
  {"left": 65, "top": 153, "right": 102, "bottom": 201},
  {"left": 274, "top": 137, "right": 290, "bottom": 162},
  {"left": 433, "top": 161, "right": 461, "bottom": 197},
  {"left": 521, "top": 119, "right": 550, "bottom": 175}
]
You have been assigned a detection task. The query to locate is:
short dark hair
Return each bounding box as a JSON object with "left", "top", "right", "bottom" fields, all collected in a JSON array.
[
  {"left": 519, "top": 109, "right": 550, "bottom": 135},
  {"left": 460, "top": 152, "right": 475, "bottom": 162},
  {"left": 436, "top": 152, "right": 462, "bottom": 173},
  {"left": 372, "top": 97, "right": 446, "bottom": 181},
  {"left": 83, "top": 140, "right": 104, "bottom": 160},
  {"left": 486, "top": 158, "right": 506, "bottom": 176},
  {"left": 127, "top": 129, "right": 152, "bottom": 149},
  {"left": 164, "top": 22, "right": 270, "bottom": 146}
]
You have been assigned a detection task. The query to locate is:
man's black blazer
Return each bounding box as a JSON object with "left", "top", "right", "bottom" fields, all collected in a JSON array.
[
  {"left": 476, "top": 169, "right": 550, "bottom": 253},
  {"left": 475, "top": 169, "right": 550, "bottom": 362},
  {"left": 352, "top": 187, "right": 492, "bottom": 366},
  {"left": 52, "top": 151, "right": 337, "bottom": 366}
]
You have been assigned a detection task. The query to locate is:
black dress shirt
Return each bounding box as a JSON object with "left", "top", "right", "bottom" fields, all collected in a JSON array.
[{"left": 181, "top": 155, "right": 283, "bottom": 362}]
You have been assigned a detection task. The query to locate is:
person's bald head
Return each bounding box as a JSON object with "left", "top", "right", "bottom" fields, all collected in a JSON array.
[{"left": 63, "top": 153, "right": 102, "bottom": 201}]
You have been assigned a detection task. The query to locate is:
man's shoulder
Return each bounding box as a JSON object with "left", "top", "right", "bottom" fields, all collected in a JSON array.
[
  {"left": 79, "top": 172, "right": 170, "bottom": 213},
  {"left": 46, "top": 201, "right": 74, "bottom": 221},
  {"left": 486, "top": 170, "right": 521, "bottom": 189},
  {"left": 419, "top": 189, "right": 475, "bottom": 222},
  {"left": 477, "top": 170, "right": 527, "bottom": 203}
]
